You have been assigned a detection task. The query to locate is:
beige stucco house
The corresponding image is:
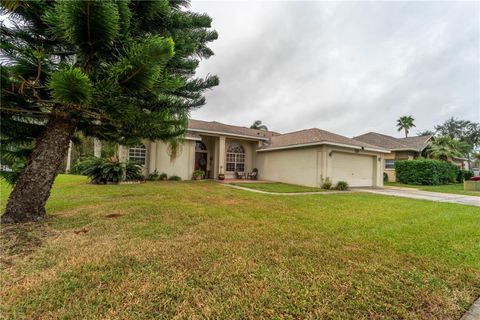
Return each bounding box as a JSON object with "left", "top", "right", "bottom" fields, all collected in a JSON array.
[
  {"left": 119, "top": 119, "right": 390, "bottom": 187},
  {"left": 353, "top": 132, "right": 433, "bottom": 182}
]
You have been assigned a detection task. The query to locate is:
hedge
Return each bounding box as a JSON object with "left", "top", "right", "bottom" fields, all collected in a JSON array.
[
  {"left": 395, "top": 159, "right": 460, "bottom": 185},
  {"left": 460, "top": 169, "right": 474, "bottom": 181}
]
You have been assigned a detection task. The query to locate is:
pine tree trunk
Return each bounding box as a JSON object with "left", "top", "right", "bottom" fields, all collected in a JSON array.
[{"left": 1, "top": 116, "right": 76, "bottom": 223}]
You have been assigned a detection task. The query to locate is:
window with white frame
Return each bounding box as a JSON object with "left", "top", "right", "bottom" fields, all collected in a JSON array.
[
  {"left": 129, "top": 144, "right": 146, "bottom": 165},
  {"left": 226, "top": 143, "right": 245, "bottom": 172},
  {"left": 385, "top": 159, "right": 395, "bottom": 169}
]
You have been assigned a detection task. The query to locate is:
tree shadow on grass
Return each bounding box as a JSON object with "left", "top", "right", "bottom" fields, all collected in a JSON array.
[{"left": 0, "top": 222, "right": 59, "bottom": 268}]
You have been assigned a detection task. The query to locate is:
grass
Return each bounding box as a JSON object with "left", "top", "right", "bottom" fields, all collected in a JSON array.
[
  {"left": 230, "top": 182, "right": 325, "bottom": 193},
  {"left": 1, "top": 175, "right": 479, "bottom": 319},
  {"left": 385, "top": 181, "right": 480, "bottom": 197}
]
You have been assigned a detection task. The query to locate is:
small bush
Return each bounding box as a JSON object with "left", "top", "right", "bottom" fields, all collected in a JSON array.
[
  {"left": 335, "top": 181, "right": 349, "bottom": 190},
  {"left": 71, "top": 159, "right": 91, "bottom": 175},
  {"left": 79, "top": 156, "right": 143, "bottom": 184},
  {"left": 126, "top": 161, "right": 144, "bottom": 181},
  {"left": 159, "top": 172, "right": 168, "bottom": 180},
  {"left": 395, "top": 159, "right": 459, "bottom": 185},
  {"left": 383, "top": 172, "right": 388, "bottom": 182},
  {"left": 168, "top": 175, "right": 182, "bottom": 181},
  {"left": 147, "top": 169, "right": 160, "bottom": 181},
  {"left": 462, "top": 170, "right": 474, "bottom": 181},
  {"left": 321, "top": 178, "right": 332, "bottom": 190}
]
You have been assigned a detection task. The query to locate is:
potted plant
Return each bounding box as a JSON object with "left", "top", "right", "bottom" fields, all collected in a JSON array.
[{"left": 192, "top": 170, "right": 205, "bottom": 180}]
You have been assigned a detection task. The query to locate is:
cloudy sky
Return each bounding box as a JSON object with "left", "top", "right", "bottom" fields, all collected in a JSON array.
[{"left": 190, "top": 1, "right": 479, "bottom": 137}]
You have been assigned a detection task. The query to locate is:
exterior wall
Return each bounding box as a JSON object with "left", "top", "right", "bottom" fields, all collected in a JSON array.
[
  {"left": 255, "top": 145, "right": 384, "bottom": 187},
  {"left": 137, "top": 139, "right": 195, "bottom": 180},
  {"left": 395, "top": 151, "right": 417, "bottom": 160},
  {"left": 128, "top": 136, "right": 260, "bottom": 180},
  {"left": 255, "top": 146, "right": 320, "bottom": 187}
]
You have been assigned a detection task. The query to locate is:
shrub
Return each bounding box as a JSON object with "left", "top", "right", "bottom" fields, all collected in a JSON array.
[
  {"left": 383, "top": 172, "right": 388, "bottom": 182},
  {"left": 321, "top": 178, "right": 332, "bottom": 190},
  {"left": 80, "top": 157, "right": 143, "bottom": 184},
  {"left": 147, "top": 169, "right": 160, "bottom": 181},
  {"left": 168, "top": 175, "right": 182, "bottom": 181},
  {"left": 126, "top": 161, "right": 144, "bottom": 181},
  {"left": 457, "top": 170, "right": 464, "bottom": 183},
  {"left": 395, "top": 159, "right": 459, "bottom": 185},
  {"left": 159, "top": 172, "right": 168, "bottom": 180},
  {"left": 71, "top": 158, "right": 91, "bottom": 175},
  {"left": 335, "top": 181, "right": 349, "bottom": 190},
  {"left": 462, "top": 170, "right": 474, "bottom": 181}
]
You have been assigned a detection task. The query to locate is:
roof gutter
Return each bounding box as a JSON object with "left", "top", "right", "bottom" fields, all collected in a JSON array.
[
  {"left": 257, "top": 141, "right": 390, "bottom": 153},
  {"left": 188, "top": 129, "right": 270, "bottom": 141},
  {"left": 390, "top": 148, "right": 421, "bottom": 152},
  {"left": 184, "top": 135, "right": 202, "bottom": 141}
]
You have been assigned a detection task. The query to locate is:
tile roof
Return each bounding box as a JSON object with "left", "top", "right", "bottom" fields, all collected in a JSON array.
[
  {"left": 353, "top": 132, "right": 432, "bottom": 152},
  {"left": 188, "top": 119, "right": 277, "bottom": 139},
  {"left": 259, "top": 128, "right": 389, "bottom": 152}
]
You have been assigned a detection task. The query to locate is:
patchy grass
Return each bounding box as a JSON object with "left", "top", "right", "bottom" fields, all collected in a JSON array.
[
  {"left": 231, "top": 182, "right": 325, "bottom": 193},
  {"left": 1, "top": 175, "right": 479, "bottom": 319},
  {"left": 385, "top": 181, "right": 480, "bottom": 197}
]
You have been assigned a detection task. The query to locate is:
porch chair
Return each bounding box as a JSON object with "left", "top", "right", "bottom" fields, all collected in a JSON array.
[
  {"left": 248, "top": 168, "right": 258, "bottom": 180},
  {"left": 235, "top": 171, "right": 246, "bottom": 179}
]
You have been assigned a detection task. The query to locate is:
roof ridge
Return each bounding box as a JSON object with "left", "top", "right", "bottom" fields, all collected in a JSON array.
[
  {"left": 189, "top": 118, "right": 273, "bottom": 133},
  {"left": 276, "top": 128, "right": 318, "bottom": 136}
]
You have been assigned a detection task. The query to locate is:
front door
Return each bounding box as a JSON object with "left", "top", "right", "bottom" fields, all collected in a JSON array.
[{"left": 195, "top": 152, "right": 208, "bottom": 172}]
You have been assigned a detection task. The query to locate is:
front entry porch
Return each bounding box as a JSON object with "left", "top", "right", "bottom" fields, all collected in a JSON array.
[{"left": 194, "top": 134, "right": 260, "bottom": 180}]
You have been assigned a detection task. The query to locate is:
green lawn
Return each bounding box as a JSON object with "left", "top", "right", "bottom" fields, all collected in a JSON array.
[
  {"left": 231, "top": 182, "right": 325, "bottom": 193},
  {"left": 1, "top": 175, "right": 479, "bottom": 319},
  {"left": 385, "top": 181, "right": 480, "bottom": 197}
]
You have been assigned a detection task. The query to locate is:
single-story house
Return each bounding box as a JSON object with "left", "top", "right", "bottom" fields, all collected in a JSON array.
[
  {"left": 118, "top": 119, "right": 390, "bottom": 187},
  {"left": 353, "top": 132, "right": 432, "bottom": 182}
]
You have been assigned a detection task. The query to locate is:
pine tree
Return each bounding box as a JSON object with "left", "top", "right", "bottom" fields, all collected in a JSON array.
[{"left": 0, "top": 0, "right": 218, "bottom": 223}]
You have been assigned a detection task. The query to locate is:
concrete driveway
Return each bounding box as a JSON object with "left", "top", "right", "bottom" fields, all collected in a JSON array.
[{"left": 356, "top": 187, "right": 480, "bottom": 207}]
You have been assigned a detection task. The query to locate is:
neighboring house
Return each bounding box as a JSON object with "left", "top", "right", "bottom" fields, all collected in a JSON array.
[
  {"left": 119, "top": 119, "right": 390, "bottom": 187},
  {"left": 353, "top": 132, "right": 433, "bottom": 182}
]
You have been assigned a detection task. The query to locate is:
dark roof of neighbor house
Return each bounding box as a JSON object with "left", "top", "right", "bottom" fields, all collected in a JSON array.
[
  {"left": 258, "top": 128, "right": 389, "bottom": 152},
  {"left": 353, "top": 132, "right": 432, "bottom": 152},
  {"left": 188, "top": 119, "right": 278, "bottom": 140}
]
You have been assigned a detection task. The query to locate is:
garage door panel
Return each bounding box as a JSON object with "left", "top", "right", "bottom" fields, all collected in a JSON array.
[{"left": 331, "top": 152, "right": 374, "bottom": 187}]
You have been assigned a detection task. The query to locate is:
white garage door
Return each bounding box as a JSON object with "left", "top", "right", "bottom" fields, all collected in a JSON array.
[{"left": 331, "top": 152, "right": 374, "bottom": 187}]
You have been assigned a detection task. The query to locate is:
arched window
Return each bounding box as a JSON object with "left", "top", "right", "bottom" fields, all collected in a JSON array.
[
  {"left": 128, "top": 144, "right": 146, "bottom": 165},
  {"left": 195, "top": 141, "right": 207, "bottom": 152},
  {"left": 226, "top": 143, "right": 245, "bottom": 172}
]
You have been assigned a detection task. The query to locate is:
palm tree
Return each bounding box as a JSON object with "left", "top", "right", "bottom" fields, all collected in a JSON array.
[
  {"left": 426, "top": 136, "right": 468, "bottom": 161},
  {"left": 396, "top": 116, "right": 416, "bottom": 137},
  {"left": 250, "top": 120, "right": 268, "bottom": 131}
]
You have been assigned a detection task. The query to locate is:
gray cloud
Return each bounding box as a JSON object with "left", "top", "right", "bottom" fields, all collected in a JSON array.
[{"left": 190, "top": 1, "right": 480, "bottom": 137}]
